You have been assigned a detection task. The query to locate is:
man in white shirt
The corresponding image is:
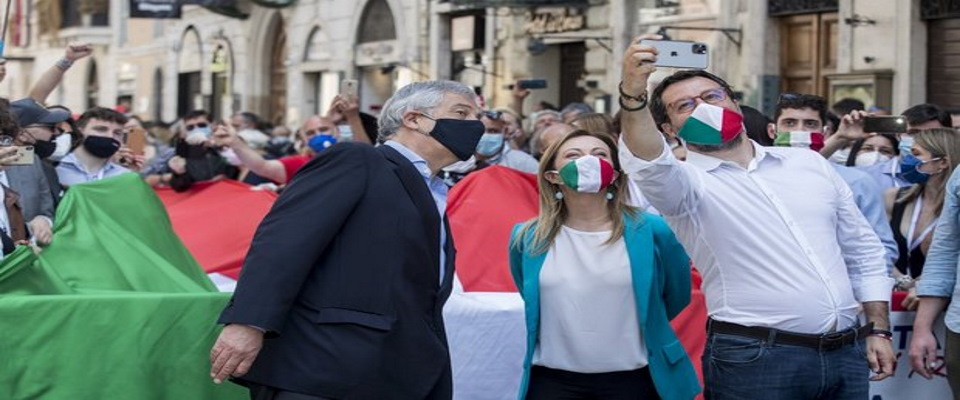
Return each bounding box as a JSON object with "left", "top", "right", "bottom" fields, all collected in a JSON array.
[{"left": 616, "top": 36, "right": 895, "bottom": 399}]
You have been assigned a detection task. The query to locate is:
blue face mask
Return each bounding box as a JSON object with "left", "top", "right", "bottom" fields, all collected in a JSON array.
[
  {"left": 475, "top": 133, "right": 504, "bottom": 157},
  {"left": 308, "top": 134, "right": 337, "bottom": 152},
  {"left": 898, "top": 135, "right": 914, "bottom": 156},
  {"left": 899, "top": 153, "right": 937, "bottom": 184}
]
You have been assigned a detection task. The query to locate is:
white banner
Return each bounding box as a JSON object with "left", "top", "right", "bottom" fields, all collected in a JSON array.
[{"left": 869, "top": 309, "right": 953, "bottom": 399}]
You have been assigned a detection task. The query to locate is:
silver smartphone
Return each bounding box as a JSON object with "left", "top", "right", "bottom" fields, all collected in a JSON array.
[{"left": 641, "top": 40, "right": 709, "bottom": 69}]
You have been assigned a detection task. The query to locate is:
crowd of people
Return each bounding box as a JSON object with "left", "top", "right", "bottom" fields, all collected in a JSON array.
[{"left": 9, "top": 36, "right": 960, "bottom": 399}]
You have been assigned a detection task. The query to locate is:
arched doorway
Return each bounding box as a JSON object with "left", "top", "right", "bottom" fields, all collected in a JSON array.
[
  {"left": 153, "top": 68, "right": 164, "bottom": 122},
  {"left": 86, "top": 60, "right": 98, "bottom": 108},
  {"left": 177, "top": 27, "right": 203, "bottom": 117},
  {"left": 210, "top": 43, "right": 233, "bottom": 121},
  {"left": 267, "top": 16, "right": 288, "bottom": 126},
  {"left": 355, "top": 0, "right": 399, "bottom": 114}
]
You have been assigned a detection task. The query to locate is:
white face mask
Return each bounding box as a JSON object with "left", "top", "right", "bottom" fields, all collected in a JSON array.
[
  {"left": 828, "top": 147, "right": 851, "bottom": 164},
  {"left": 854, "top": 151, "right": 892, "bottom": 167},
  {"left": 48, "top": 133, "right": 73, "bottom": 162}
]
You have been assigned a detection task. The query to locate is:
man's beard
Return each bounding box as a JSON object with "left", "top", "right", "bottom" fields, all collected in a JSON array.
[{"left": 687, "top": 132, "right": 744, "bottom": 153}]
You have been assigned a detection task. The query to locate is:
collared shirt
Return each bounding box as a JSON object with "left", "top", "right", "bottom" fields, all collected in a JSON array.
[
  {"left": 831, "top": 164, "right": 900, "bottom": 270},
  {"left": 486, "top": 146, "right": 540, "bottom": 174},
  {"left": 56, "top": 152, "right": 131, "bottom": 187},
  {"left": 917, "top": 168, "right": 960, "bottom": 332},
  {"left": 619, "top": 137, "right": 892, "bottom": 334},
  {"left": 858, "top": 157, "right": 910, "bottom": 190},
  {"left": 384, "top": 141, "right": 448, "bottom": 285}
]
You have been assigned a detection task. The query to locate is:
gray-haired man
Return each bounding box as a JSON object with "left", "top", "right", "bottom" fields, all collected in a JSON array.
[{"left": 210, "top": 80, "right": 485, "bottom": 400}]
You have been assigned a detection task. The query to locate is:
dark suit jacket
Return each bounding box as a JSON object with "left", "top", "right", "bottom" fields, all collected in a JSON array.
[{"left": 219, "top": 143, "right": 456, "bottom": 400}]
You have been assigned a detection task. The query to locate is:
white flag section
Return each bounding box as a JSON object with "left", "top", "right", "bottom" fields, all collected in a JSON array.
[
  {"left": 209, "top": 273, "right": 527, "bottom": 399},
  {"left": 868, "top": 309, "right": 952, "bottom": 400},
  {"left": 209, "top": 273, "right": 955, "bottom": 399}
]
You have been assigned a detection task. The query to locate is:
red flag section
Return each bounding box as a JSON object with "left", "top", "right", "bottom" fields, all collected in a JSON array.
[
  {"left": 448, "top": 166, "right": 540, "bottom": 292},
  {"left": 155, "top": 180, "right": 277, "bottom": 279}
]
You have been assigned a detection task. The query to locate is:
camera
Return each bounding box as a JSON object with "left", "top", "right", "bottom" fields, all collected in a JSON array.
[{"left": 692, "top": 43, "right": 708, "bottom": 54}]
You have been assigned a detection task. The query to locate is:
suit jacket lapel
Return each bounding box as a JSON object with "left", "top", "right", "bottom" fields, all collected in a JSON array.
[{"left": 378, "top": 146, "right": 442, "bottom": 283}]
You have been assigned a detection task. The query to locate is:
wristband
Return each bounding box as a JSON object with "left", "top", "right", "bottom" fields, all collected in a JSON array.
[
  {"left": 869, "top": 329, "right": 893, "bottom": 341},
  {"left": 618, "top": 81, "right": 647, "bottom": 102},
  {"left": 619, "top": 95, "right": 647, "bottom": 112},
  {"left": 55, "top": 58, "right": 73, "bottom": 71}
]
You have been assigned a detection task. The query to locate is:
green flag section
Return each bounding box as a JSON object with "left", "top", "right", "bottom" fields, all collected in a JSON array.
[{"left": 0, "top": 174, "right": 245, "bottom": 399}]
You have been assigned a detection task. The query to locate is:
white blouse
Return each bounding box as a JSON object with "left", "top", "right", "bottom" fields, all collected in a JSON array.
[{"left": 532, "top": 225, "right": 648, "bottom": 373}]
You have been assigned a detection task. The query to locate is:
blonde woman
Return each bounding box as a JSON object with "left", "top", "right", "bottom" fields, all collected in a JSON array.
[
  {"left": 509, "top": 129, "right": 700, "bottom": 400},
  {"left": 885, "top": 128, "right": 960, "bottom": 310}
]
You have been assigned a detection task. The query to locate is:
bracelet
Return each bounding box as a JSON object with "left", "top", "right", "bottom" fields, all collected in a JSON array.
[
  {"left": 868, "top": 329, "right": 894, "bottom": 341},
  {"left": 618, "top": 81, "right": 646, "bottom": 102},
  {"left": 55, "top": 58, "right": 73, "bottom": 71},
  {"left": 895, "top": 275, "right": 915, "bottom": 291},
  {"left": 619, "top": 95, "right": 647, "bottom": 112}
]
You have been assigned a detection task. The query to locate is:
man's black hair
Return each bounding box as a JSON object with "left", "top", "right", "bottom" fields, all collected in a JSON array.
[
  {"left": 831, "top": 98, "right": 865, "bottom": 116},
  {"left": 741, "top": 105, "right": 773, "bottom": 146},
  {"left": 901, "top": 103, "right": 953, "bottom": 128},
  {"left": 77, "top": 107, "right": 128, "bottom": 130},
  {"left": 183, "top": 110, "right": 210, "bottom": 121},
  {"left": 774, "top": 93, "right": 829, "bottom": 126},
  {"left": 649, "top": 70, "right": 737, "bottom": 130}
]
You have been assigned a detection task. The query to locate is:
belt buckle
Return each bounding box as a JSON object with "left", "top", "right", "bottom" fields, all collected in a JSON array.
[{"left": 819, "top": 331, "right": 848, "bottom": 352}]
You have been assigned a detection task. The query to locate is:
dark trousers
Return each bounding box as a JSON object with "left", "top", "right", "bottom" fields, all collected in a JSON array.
[
  {"left": 248, "top": 384, "right": 333, "bottom": 400},
  {"left": 525, "top": 365, "right": 661, "bottom": 400},
  {"left": 946, "top": 329, "right": 960, "bottom": 398},
  {"left": 703, "top": 331, "right": 867, "bottom": 400}
]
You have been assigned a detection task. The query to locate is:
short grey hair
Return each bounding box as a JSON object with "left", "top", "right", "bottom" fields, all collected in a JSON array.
[{"left": 378, "top": 80, "right": 476, "bottom": 141}]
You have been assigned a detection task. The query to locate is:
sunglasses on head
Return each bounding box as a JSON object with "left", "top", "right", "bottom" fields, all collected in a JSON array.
[
  {"left": 185, "top": 122, "right": 209, "bottom": 131},
  {"left": 480, "top": 110, "right": 502, "bottom": 120}
]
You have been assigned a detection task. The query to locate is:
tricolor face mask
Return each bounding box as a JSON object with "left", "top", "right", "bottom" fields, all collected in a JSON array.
[
  {"left": 774, "top": 131, "right": 825, "bottom": 151},
  {"left": 676, "top": 102, "right": 744, "bottom": 146},
  {"left": 550, "top": 155, "right": 618, "bottom": 193}
]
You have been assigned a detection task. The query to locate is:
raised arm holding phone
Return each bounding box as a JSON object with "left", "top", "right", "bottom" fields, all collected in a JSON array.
[{"left": 619, "top": 34, "right": 895, "bottom": 399}]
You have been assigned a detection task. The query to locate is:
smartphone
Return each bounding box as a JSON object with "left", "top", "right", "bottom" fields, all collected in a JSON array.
[
  {"left": 863, "top": 116, "right": 908, "bottom": 133},
  {"left": 340, "top": 79, "right": 358, "bottom": 99},
  {"left": 641, "top": 40, "right": 709, "bottom": 69},
  {"left": 6, "top": 146, "right": 34, "bottom": 166},
  {"left": 516, "top": 79, "right": 548, "bottom": 90},
  {"left": 126, "top": 127, "right": 148, "bottom": 155}
]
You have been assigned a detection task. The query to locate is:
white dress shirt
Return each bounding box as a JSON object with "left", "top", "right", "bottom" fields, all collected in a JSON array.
[
  {"left": 619, "top": 137, "right": 892, "bottom": 334},
  {"left": 533, "top": 226, "right": 647, "bottom": 372}
]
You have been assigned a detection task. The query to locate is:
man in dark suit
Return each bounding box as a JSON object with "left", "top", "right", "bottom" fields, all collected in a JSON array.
[{"left": 210, "top": 80, "right": 486, "bottom": 400}]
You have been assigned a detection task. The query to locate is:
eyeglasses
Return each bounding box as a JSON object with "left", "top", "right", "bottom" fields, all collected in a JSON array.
[
  {"left": 185, "top": 122, "right": 209, "bottom": 131},
  {"left": 671, "top": 88, "right": 729, "bottom": 114},
  {"left": 480, "top": 110, "right": 502, "bottom": 120}
]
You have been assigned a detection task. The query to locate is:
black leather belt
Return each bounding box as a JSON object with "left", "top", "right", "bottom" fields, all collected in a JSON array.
[{"left": 707, "top": 318, "right": 873, "bottom": 352}]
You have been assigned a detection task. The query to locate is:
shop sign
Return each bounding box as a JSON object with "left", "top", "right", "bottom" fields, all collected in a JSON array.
[
  {"left": 355, "top": 40, "right": 400, "bottom": 67},
  {"left": 524, "top": 8, "right": 585, "bottom": 35}
]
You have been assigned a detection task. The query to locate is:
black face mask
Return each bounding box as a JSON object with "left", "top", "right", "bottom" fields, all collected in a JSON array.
[
  {"left": 82, "top": 136, "right": 121, "bottom": 159},
  {"left": 422, "top": 116, "right": 485, "bottom": 161},
  {"left": 32, "top": 139, "right": 57, "bottom": 159}
]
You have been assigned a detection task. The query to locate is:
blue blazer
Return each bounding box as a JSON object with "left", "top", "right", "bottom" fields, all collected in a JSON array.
[{"left": 509, "top": 212, "right": 701, "bottom": 400}]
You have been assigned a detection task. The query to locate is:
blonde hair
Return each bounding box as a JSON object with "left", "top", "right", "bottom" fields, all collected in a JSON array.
[
  {"left": 897, "top": 127, "right": 960, "bottom": 215},
  {"left": 570, "top": 113, "right": 615, "bottom": 139},
  {"left": 513, "top": 129, "right": 637, "bottom": 254}
]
